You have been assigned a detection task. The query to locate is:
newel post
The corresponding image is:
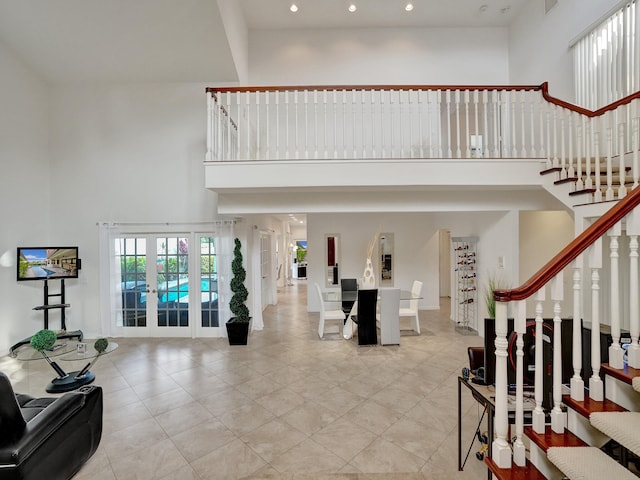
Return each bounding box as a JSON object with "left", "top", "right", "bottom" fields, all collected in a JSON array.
[{"left": 492, "top": 301, "right": 512, "bottom": 468}]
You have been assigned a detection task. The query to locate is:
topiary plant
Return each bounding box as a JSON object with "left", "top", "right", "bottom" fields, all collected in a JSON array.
[
  {"left": 229, "top": 237, "right": 250, "bottom": 323},
  {"left": 94, "top": 338, "right": 109, "bottom": 354},
  {"left": 30, "top": 329, "right": 57, "bottom": 352}
]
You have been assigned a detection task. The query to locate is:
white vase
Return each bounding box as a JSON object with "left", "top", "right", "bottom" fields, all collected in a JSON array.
[{"left": 361, "top": 257, "right": 375, "bottom": 289}]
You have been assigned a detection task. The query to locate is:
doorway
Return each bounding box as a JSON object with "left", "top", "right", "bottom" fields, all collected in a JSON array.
[{"left": 117, "top": 233, "right": 220, "bottom": 337}]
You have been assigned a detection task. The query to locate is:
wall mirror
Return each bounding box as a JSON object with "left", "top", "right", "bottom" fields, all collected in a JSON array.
[
  {"left": 379, "top": 233, "right": 394, "bottom": 286},
  {"left": 325, "top": 234, "right": 340, "bottom": 287}
]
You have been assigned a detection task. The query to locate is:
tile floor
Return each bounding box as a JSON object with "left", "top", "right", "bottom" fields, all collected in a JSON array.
[{"left": 1, "top": 281, "right": 489, "bottom": 480}]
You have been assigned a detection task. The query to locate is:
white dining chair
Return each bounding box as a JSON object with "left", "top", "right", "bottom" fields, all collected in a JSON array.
[
  {"left": 399, "top": 280, "right": 422, "bottom": 334},
  {"left": 314, "top": 282, "right": 345, "bottom": 339}
]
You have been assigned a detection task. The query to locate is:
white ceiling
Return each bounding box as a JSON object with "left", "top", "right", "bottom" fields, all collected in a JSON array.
[{"left": 0, "top": 0, "right": 531, "bottom": 84}]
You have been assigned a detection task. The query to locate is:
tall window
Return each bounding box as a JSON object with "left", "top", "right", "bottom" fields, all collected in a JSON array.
[{"left": 572, "top": 1, "right": 639, "bottom": 109}]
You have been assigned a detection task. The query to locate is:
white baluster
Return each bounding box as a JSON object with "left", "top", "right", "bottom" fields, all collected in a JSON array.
[
  {"left": 390, "top": 89, "right": 395, "bottom": 158},
  {"left": 520, "top": 90, "right": 527, "bottom": 157},
  {"left": 628, "top": 208, "right": 640, "bottom": 368},
  {"left": 275, "top": 90, "right": 280, "bottom": 160},
  {"left": 589, "top": 238, "right": 604, "bottom": 401},
  {"left": 333, "top": 90, "right": 338, "bottom": 158},
  {"left": 323, "top": 90, "right": 328, "bottom": 158},
  {"left": 371, "top": 89, "right": 376, "bottom": 158},
  {"left": 342, "top": 89, "right": 347, "bottom": 158},
  {"left": 539, "top": 94, "right": 546, "bottom": 159},
  {"left": 446, "top": 90, "right": 453, "bottom": 158},
  {"left": 255, "top": 91, "right": 260, "bottom": 160},
  {"left": 313, "top": 90, "right": 317, "bottom": 159},
  {"left": 245, "top": 91, "right": 251, "bottom": 159},
  {"left": 606, "top": 121, "right": 614, "bottom": 201},
  {"left": 618, "top": 122, "right": 627, "bottom": 198},
  {"left": 409, "top": 89, "right": 415, "bottom": 158},
  {"left": 303, "top": 89, "right": 308, "bottom": 159},
  {"left": 585, "top": 120, "right": 593, "bottom": 190},
  {"left": 455, "top": 90, "right": 461, "bottom": 158},
  {"left": 568, "top": 111, "right": 575, "bottom": 178},
  {"left": 265, "top": 91, "right": 270, "bottom": 160},
  {"left": 513, "top": 300, "right": 527, "bottom": 466},
  {"left": 492, "top": 90, "right": 500, "bottom": 158},
  {"left": 465, "top": 90, "right": 471, "bottom": 158},
  {"left": 285, "top": 90, "right": 290, "bottom": 160},
  {"left": 532, "top": 288, "right": 546, "bottom": 434},
  {"left": 552, "top": 104, "right": 559, "bottom": 168},
  {"left": 550, "top": 274, "right": 566, "bottom": 434},
  {"left": 206, "top": 92, "right": 213, "bottom": 161},
  {"left": 576, "top": 121, "right": 584, "bottom": 191},
  {"left": 381, "top": 90, "right": 386, "bottom": 158},
  {"left": 436, "top": 90, "right": 443, "bottom": 158},
  {"left": 236, "top": 91, "right": 241, "bottom": 159},
  {"left": 492, "top": 301, "right": 512, "bottom": 468},
  {"left": 362, "top": 89, "right": 367, "bottom": 158},
  {"left": 609, "top": 223, "right": 624, "bottom": 369},
  {"left": 545, "top": 105, "right": 551, "bottom": 167},
  {"left": 510, "top": 91, "right": 517, "bottom": 158},
  {"left": 399, "top": 89, "right": 405, "bottom": 158},
  {"left": 560, "top": 115, "right": 567, "bottom": 179},
  {"left": 473, "top": 90, "right": 480, "bottom": 158},
  {"left": 633, "top": 116, "right": 639, "bottom": 189},
  {"left": 482, "top": 90, "right": 489, "bottom": 159},
  {"left": 570, "top": 261, "right": 584, "bottom": 401},
  {"left": 428, "top": 89, "right": 435, "bottom": 158},
  {"left": 294, "top": 90, "right": 299, "bottom": 158},
  {"left": 352, "top": 89, "right": 357, "bottom": 159},
  {"left": 593, "top": 121, "right": 603, "bottom": 202},
  {"left": 417, "top": 90, "right": 424, "bottom": 158},
  {"left": 529, "top": 91, "right": 536, "bottom": 157}
]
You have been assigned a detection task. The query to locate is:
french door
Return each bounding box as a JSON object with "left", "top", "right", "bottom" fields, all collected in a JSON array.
[{"left": 118, "top": 234, "right": 220, "bottom": 337}]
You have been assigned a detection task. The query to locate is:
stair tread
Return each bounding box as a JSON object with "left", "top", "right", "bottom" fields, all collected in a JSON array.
[
  {"left": 569, "top": 188, "right": 596, "bottom": 196},
  {"left": 524, "top": 425, "right": 587, "bottom": 452},
  {"left": 547, "top": 446, "right": 638, "bottom": 480},
  {"left": 562, "top": 391, "right": 627, "bottom": 418},
  {"left": 591, "top": 411, "right": 640, "bottom": 457},
  {"left": 484, "top": 457, "right": 546, "bottom": 480},
  {"left": 601, "top": 363, "right": 640, "bottom": 386}
]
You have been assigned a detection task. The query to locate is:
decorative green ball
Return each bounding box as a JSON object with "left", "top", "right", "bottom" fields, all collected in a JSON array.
[
  {"left": 30, "top": 329, "right": 57, "bottom": 352},
  {"left": 94, "top": 338, "right": 109, "bottom": 354}
]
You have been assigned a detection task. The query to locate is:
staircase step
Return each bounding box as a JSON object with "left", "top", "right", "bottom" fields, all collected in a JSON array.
[
  {"left": 591, "top": 412, "right": 640, "bottom": 457},
  {"left": 547, "top": 446, "right": 638, "bottom": 480},
  {"left": 540, "top": 167, "right": 562, "bottom": 175},
  {"left": 563, "top": 391, "right": 628, "bottom": 419},
  {"left": 524, "top": 425, "right": 587, "bottom": 452},
  {"left": 569, "top": 188, "right": 596, "bottom": 196},
  {"left": 554, "top": 177, "right": 578, "bottom": 185},
  {"left": 484, "top": 457, "right": 547, "bottom": 480},
  {"left": 601, "top": 363, "right": 640, "bottom": 386}
]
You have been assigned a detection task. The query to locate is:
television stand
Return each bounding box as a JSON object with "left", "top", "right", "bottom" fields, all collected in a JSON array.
[{"left": 9, "top": 279, "right": 83, "bottom": 356}]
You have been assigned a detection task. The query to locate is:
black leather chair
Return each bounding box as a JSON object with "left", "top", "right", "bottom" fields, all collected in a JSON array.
[
  {"left": 356, "top": 288, "right": 378, "bottom": 345},
  {"left": 0, "top": 372, "right": 103, "bottom": 480},
  {"left": 340, "top": 278, "right": 358, "bottom": 317}
]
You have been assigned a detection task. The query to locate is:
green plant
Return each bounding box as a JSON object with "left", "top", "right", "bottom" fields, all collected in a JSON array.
[
  {"left": 484, "top": 272, "right": 509, "bottom": 318},
  {"left": 30, "top": 329, "right": 57, "bottom": 352},
  {"left": 94, "top": 338, "right": 109, "bottom": 354},
  {"left": 229, "top": 238, "right": 250, "bottom": 323}
]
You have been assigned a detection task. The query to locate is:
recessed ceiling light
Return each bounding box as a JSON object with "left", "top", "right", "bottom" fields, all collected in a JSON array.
[
  {"left": 405, "top": 3, "right": 414, "bottom": 12},
  {"left": 348, "top": 4, "right": 357, "bottom": 13},
  {"left": 290, "top": 3, "right": 298, "bottom": 13}
]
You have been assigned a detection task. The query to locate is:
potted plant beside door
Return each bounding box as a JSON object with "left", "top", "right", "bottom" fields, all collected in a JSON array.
[{"left": 226, "top": 237, "right": 251, "bottom": 345}]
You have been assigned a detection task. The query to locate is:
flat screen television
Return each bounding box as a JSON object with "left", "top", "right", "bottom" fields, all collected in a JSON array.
[{"left": 17, "top": 247, "right": 80, "bottom": 281}]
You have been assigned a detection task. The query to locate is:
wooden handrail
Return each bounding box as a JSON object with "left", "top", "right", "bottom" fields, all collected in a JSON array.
[
  {"left": 540, "top": 81, "right": 640, "bottom": 118},
  {"left": 494, "top": 185, "right": 640, "bottom": 302},
  {"left": 206, "top": 84, "right": 543, "bottom": 94}
]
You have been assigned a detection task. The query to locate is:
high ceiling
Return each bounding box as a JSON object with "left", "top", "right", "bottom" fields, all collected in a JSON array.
[{"left": 0, "top": 0, "right": 531, "bottom": 84}]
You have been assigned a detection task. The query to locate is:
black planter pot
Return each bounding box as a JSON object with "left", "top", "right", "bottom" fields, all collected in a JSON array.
[{"left": 226, "top": 318, "right": 251, "bottom": 345}]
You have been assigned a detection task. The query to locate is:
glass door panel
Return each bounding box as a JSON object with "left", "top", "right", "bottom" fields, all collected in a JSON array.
[
  {"left": 156, "top": 237, "right": 190, "bottom": 328},
  {"left": 120, "top": 237, "right": 149, "bottom": 328},
  {"left": 199, "top": 236, "right": 219, "bottom": 330}
]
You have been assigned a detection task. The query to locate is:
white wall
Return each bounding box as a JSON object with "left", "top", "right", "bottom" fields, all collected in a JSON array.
[
  {"left": 249, "top": 27, "right": 510, "bottom": 84},
  {"left": 42, "top": 83, "right": 219, "bottom": 340},
  {"left": 0, "top": 40, "right": 51, "bottom": 355},
  {"left": 509, "top": 0, "right": 621, "bottom": 101}
]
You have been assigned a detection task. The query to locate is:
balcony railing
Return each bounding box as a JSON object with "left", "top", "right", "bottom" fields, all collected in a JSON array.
[{"left": 206, "top": 83, "right": 640, "bottom": 203}]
